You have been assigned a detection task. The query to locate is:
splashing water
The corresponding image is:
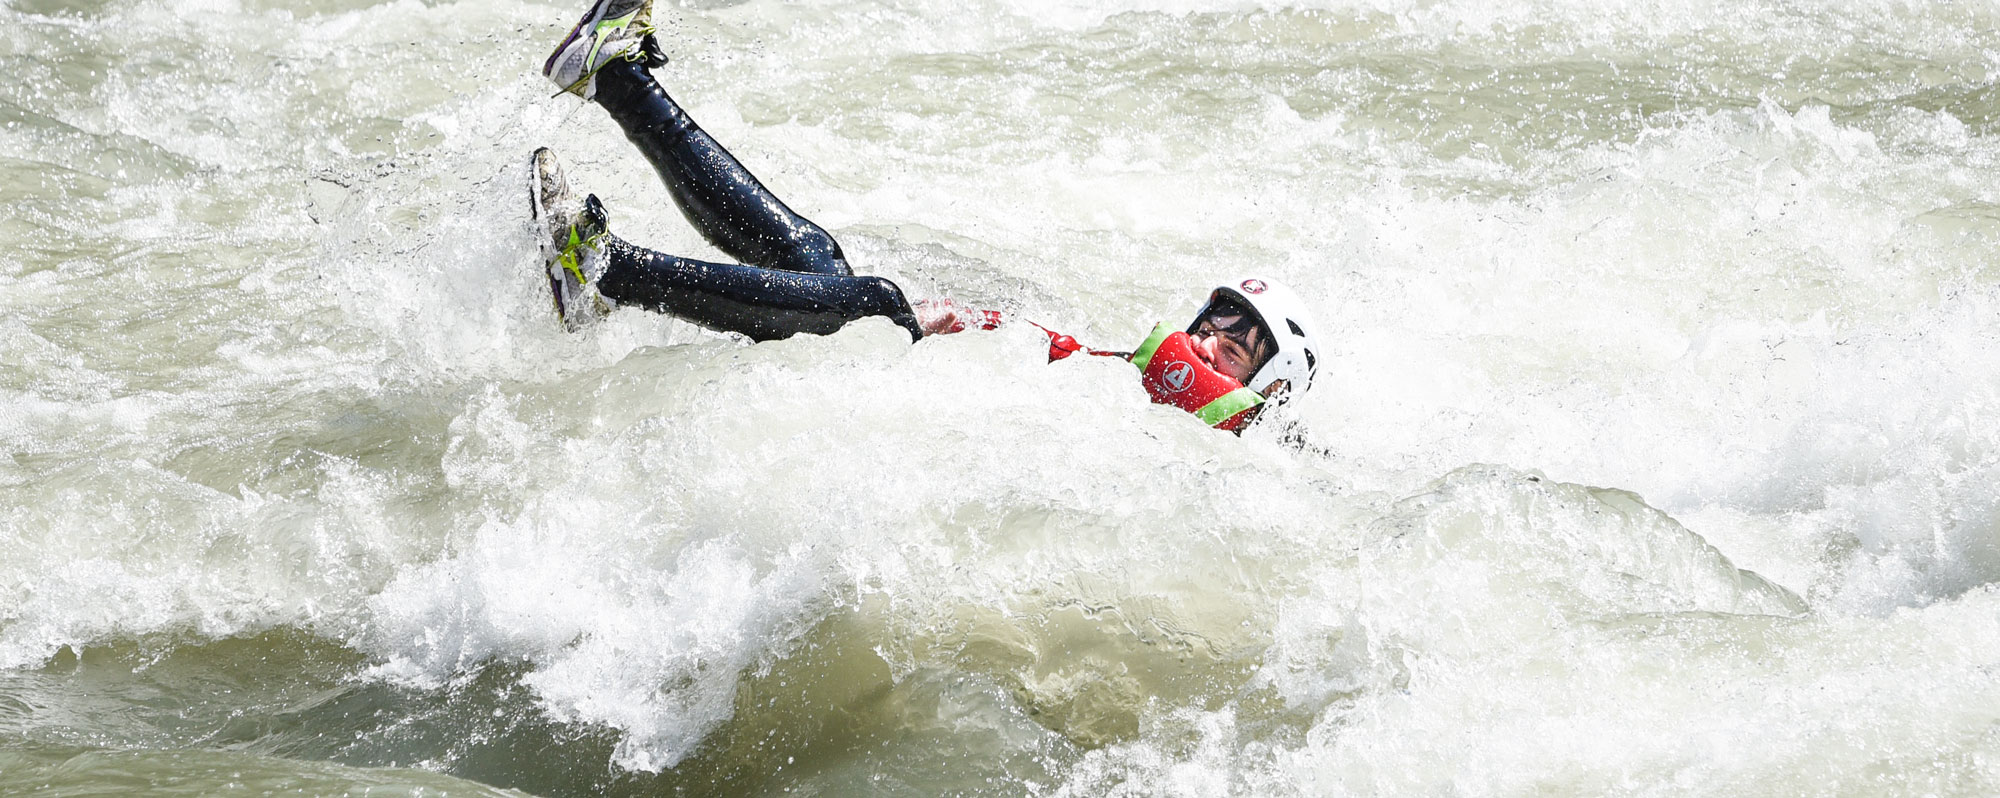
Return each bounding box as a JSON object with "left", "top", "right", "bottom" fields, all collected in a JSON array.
[{"left": 5, "top": 0, "right": 2000, "bottom": 794}]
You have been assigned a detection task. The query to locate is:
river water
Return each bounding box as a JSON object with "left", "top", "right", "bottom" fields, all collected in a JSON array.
[{"left": 5, "top": 0, "right": 2000, "bottom": 794}]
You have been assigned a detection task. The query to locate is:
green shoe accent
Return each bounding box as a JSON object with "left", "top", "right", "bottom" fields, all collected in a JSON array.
[{"left": 558, "top": 223, "right": 602, "bottom": 285}]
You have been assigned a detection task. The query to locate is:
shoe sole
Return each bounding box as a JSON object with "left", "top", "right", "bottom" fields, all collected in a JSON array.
[
  {"left": 543, "top": 0, "right": 611, "bottom": 76},
  {"left": 526, "top": 148, "right": 570, "bottom": 325},
  {"left": 544, "top": 0, "right": 647, "bottom": 95}
]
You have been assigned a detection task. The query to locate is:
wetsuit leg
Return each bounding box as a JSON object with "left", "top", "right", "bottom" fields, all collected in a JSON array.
[
  {"left": 582, "top": 57, "right": 918, "bottom": 340},
  {"left": 592, "top": 57, "right": 849, "bottom": 276},
  {"left": 597, "top": 236, "right": 922, "bottom": 342}
]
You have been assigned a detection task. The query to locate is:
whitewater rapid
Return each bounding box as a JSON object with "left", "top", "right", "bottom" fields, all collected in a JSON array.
[{"left": 5, "top": 0, "right": 2000, "bottom": 794}]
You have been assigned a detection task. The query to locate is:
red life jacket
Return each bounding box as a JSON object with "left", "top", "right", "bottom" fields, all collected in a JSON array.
[{"left": 1129, "top": 323, "right": 1266, "bottom": 431}]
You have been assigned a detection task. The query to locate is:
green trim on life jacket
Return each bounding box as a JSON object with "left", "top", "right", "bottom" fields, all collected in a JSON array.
[
  {"left": 1195, "top": 386, "right": 1265, "bottom": 426},
  {"left": 1129, "top": 322, "right": 1175, "bottom": 372}
]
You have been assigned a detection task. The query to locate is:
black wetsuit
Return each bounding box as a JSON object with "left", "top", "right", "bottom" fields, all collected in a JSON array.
[{"left": 585, "top": 58, "right": 923, "bottom": 341}]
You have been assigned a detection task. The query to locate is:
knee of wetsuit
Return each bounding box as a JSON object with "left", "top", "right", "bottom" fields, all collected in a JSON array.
[{"left": 795, "top": 231, "right": 847, "bottom": 269}]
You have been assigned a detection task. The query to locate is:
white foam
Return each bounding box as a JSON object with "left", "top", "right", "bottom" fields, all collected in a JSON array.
[{"left": 7, "top": 0, "right": 2000, "bottom": 788}]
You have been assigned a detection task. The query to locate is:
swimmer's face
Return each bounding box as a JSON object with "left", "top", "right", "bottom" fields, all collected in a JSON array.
[{"left": 1192, "top": 297, "right": 1273, "bottom": 384}]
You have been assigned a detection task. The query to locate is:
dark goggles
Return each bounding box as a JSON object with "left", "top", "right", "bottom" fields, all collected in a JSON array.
[{"left": 1195, "top": 295, "right": 1273, "bottom": 357}]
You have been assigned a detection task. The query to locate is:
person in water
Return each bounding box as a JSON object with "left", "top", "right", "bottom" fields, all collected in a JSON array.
[{"left": 532, "top": 0, "right": 1320, "bottom": 432}]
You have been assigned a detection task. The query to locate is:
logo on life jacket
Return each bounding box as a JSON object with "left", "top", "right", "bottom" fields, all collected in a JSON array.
[
  {"left": 1239, "top": 279, "right": 1267, "bottom": 294},
  {"left": 1131, "top": 324, "right": 1268, "bottom": 432}
]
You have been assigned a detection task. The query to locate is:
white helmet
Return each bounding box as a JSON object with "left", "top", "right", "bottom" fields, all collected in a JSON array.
[{"left": 1186, "top": 275, "right": 1320, "bottom": 403}]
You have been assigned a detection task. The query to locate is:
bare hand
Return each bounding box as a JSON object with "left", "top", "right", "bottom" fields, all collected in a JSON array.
[{"left": 913, "top": 299, "right": 965, "bottom": 336}]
